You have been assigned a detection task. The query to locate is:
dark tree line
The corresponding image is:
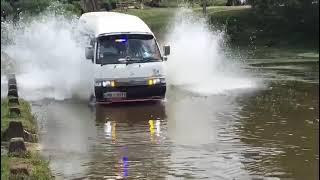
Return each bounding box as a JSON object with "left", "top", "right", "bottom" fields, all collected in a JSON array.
[
  {"left": 1, "top": 0, "right": 85, "bottom": 21},
  {"left": 248, "top": 0, "right": 319, "bottom": 40}
]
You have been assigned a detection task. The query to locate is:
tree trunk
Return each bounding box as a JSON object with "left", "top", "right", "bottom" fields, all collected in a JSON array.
[
  {"left": 226, "top": 0, "right": 234, "bottom": 6},
  {"left": 80, "top": 0, "right": 101, "bottom": 12},
  {"left": 202, "top": 0, "right": 207, "bottom": 15}
]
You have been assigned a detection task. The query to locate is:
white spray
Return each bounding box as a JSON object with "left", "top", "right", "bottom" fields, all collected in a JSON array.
[
  {"left": 1, "top": 8, "right": 259, "bottom": 101},
  {"left": 1, "top": 11, "right": 93, "bottom": 101},
  {"left": 164, "top": 9, "right": 258, "bottom": 95}
]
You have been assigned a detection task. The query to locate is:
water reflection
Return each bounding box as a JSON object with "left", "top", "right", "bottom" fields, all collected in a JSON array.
[
  {"left": 32, "top": 62, "right": 319, "bottom": 179},
  {"left": 87, "top": 102, "right": 170, "bottom": 179},
  {"left": 149, "top": 119, "right": 162, "bottom": 140},
  {"left": 104, "top": 121, "right": 117, "bottom": 142},
  {"left": 236, "top": 81, "right": 319, "bottom": 179},
  {"left": 32, "top": 102, "right": 97, "bottom": 179},
  {"left": 165, "top": 88, "right": 251, "bottom": 179}
]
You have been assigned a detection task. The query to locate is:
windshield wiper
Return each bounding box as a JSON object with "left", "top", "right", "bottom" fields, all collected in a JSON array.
[
  {"left": 118, "top": 56, "right": 141, "bottom": 64},
  {"left": 142, "top": 57, "right": 160, "bottom": 61},
  {"left": 99, "top": 59, "right": 122, "bottom": 66}
]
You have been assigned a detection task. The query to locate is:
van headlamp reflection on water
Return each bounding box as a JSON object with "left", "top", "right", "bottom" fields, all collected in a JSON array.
[
  {"left": 104, "top": 121, "right": 116, "bottom": 140},
  {"left": 149, "top": 120, "right": 161, "bottom": 136}
]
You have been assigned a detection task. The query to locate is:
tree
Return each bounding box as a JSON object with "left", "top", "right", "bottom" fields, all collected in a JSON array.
[
  {"left": 226, "top": 0, "right": 243, "bottom": 6},
  {"left": 80, "top": 0, "right": 101, "bottom": 12},
  {"left": 202, "top": 0, "right": 206, "bottom": 15},
  {"left": 1, "top": 0, "right": 13, "bottom": 20}
]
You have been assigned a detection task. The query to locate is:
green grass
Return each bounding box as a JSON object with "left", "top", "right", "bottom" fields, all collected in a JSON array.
[
  {"left": 1, "top": 98, "right": 37, "bottom": 137},
  {"left": 123, "top": 6, "right": 248, "bottom": 39},
  {"left": 1, "top": 156, "right": 10, "bottom": 180},
  {"left": 148, "top": 0, "right": 227, "bottom": 8},
  {"left": 1, "top": 153, "right": 52, "bottom": 180},
  {"left": 122, "top": 6, "right": 253, "bottom": 41},
  {"left": 196, "top": 5, "right": 250, "bottom": 13},
  {"left": 1, "top": 98, "right": 52, "bottom": 179},
  {"left": 122, "top": 8, "right": 176, "bottom": 36}
]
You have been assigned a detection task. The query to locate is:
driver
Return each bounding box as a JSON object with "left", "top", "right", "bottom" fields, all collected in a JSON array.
[{"left": 100, "top": 41, "right": 118, "bottom": 57}]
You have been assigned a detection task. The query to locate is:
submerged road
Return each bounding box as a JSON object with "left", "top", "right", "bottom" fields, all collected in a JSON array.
[
  {"left": 29, "top": 59, "right": 319, "bottom": 180},
  {"left": 0, "top": 57, "right": 310, "bottom": 179}
]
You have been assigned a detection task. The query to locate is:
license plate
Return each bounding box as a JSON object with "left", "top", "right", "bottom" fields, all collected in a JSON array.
[{"left": 104, "top": 92, "right": 126, "bottom": 99}]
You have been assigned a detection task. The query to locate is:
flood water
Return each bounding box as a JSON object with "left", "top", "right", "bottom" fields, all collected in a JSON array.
[
  {"left": 29, "top": 58, "right": 319, "bottom": 180},
  {"left": 1, "top": 8, "right": 318, "bottom": 180}
]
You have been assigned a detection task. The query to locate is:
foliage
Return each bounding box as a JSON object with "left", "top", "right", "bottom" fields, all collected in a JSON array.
[
  {"left": 1, "top": 0, "right": 84, "bottom": 21},
  {"left": 100, "top": 0, "right": 118, "bottom": 11},
  {"left": 1, "top": 0, "right": 13, "bottom": 19},
  {"left": 247, "top": 0, "right": 319, "bottom": 29},
  {"left": 244, "top": 0, "right": 319, "bottom": 47},
  {"left": 209, "top": 6, "right": 318, "bottom": 49}
]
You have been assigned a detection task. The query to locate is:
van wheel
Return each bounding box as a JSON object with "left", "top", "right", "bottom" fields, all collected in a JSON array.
[{"left": 89, "top": 94, "right": 96, "bottom": 105}]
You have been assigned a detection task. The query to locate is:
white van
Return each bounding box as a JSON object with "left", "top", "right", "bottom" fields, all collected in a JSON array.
[{"left": 79, "top": 12, "right": 170, "bottom": 104}]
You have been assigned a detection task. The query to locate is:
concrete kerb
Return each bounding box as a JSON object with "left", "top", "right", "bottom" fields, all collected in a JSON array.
[
  {"left": 4, "top": 71, "right": 50, "bottom": 178},
  {"left": 8, "top": 96, "right": 19, "bottom": 106},
  {"left": 4, "top": 74, "right": 37, "bottom": 144},
  {"left": 8, "top": 84, "right": 17, "bottom": 91},
  {"left": 7, "top": 74, "right": 20, "bottom": 116},
  {"left": 9, "top": 106, "right": 21, "bottom": 117},
  {"left": 8, "top": 137, "right": 27, "bottom": 156},
  {"left": 8, "top": 77, "right": 16, "bottom": 85},
  {"left": 8, "top": 89, "right": 18, "bottom": 98}
]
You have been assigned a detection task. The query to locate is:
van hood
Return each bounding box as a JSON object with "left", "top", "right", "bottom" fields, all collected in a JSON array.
[{"left": 94, "top": 62, "right": 165, "bottom": 80}]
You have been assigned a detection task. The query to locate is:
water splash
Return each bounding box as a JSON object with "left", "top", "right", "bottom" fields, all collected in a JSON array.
[
  {"left": 164, "top": 9, "right": 260, "bottom": 95},
  {"left": 1, "top": 11, "right": 93, "bottom": 101},
  {"left": 1, "top": 8, "right": 261, "bottom": 101}
]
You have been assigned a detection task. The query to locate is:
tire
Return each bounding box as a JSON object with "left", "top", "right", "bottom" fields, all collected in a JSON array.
[{"left": 88, "top": 94, "right": 96, "bottom": 106}]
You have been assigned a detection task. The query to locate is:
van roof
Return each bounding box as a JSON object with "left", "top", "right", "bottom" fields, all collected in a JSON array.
[{"left": 79, "top": 12, "right": 153, "bottom": 37}]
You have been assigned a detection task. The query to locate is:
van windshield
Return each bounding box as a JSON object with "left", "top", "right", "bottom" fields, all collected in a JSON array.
[{"left": 96, "top": 34, "right": 162, "bottom": 65}]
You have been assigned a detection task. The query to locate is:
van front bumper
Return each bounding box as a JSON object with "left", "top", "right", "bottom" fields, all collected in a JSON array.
[{"left": 94, "top": 84, "right": 166, "bottom": 103}]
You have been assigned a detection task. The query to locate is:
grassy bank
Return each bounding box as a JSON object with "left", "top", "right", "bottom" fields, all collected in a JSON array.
[
  {"left": 1, "top": 99, "right": 37, "bottom": 138},
  {"left": 1, "top": 99, "right": 37, "bottom": 137},
  {"left": 124, "top": 6, "right": 246, "bottom": 33},
  {"left": 1, "top": 98, "right": 52, "bottom": 180},
  {"left": 120, "top": 7, "right": 176, "bottom": 37},
  {"left": 124, "top": 6, "right": 318, "bottom": 58},
  {"left": 1, "top": 152, "right": 52, "bottom": 179}
]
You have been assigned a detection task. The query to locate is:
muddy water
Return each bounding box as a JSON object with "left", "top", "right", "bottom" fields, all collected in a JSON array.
[{"left": 31, "top": 59, "right": 318, "bottom": 180}]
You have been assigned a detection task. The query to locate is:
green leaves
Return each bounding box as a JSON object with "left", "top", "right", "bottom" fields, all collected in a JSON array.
[{"left": 1, "top": 0, "right": 84, "bottom": 20}]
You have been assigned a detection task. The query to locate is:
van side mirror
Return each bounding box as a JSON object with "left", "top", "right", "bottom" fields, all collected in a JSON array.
[
  {"left": 164, "top": 45, "right": 170, "bottom": 56},
  {"left": 85, "top": 47, "right": 94, "bottom": 60}
]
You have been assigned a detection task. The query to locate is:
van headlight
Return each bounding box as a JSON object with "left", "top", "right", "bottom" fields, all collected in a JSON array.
[
  {"left": 95, "top": 80, "right": 115, "bottom": 87},
  {"left": 95, "top": 81, "right": 102, "bottom": 86},
  {"left": 148, "top": 78, "right": 165, "bottom": 85},
  {"left": 102, "top": 81, "right": 111, "bottom": 87}
]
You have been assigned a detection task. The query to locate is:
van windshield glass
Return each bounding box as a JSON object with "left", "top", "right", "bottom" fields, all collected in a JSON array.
[{"left": 96, "top": 34, "right": 161, "bottom": 65}]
